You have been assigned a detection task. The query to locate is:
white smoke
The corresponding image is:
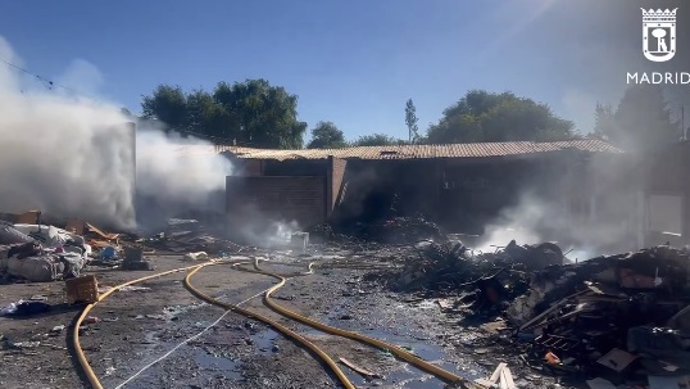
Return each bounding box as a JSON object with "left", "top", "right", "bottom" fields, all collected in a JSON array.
[
  {"left": 134, "top": 128, "right": 234, "bottom": 232},
  {"left": 0, "top": 36, "right": 232, "bottom": 230},
  {"left": 136, "top": 130, "right": 232, "bottom": 205},
  {"left": 475, "top": 190, "right": 634, "bottom": 259}
]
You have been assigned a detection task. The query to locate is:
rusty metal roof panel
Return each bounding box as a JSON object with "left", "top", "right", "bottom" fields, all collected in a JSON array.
[{"left": 204, "top": 140, "right": 621, "bottom": 161}]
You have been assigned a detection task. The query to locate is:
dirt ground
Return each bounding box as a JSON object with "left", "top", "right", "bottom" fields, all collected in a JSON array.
[{"left": 0, "top": 248, "right": 569, "bottom": 389}]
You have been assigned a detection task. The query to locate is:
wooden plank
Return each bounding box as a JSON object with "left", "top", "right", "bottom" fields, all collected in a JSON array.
[
  {"left": 519, "top": 289, "right": 591, "bottom": 331},
  {"left": 500, "top": 366, "right": 517, "bottom": 389},
  {"left": 339, "top": 357, "right": 379, "bottom": 378},
  {"left": 489, "top": 362, "right": 507, "bottom": 384}
]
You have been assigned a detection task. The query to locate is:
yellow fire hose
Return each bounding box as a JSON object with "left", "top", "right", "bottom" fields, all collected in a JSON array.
[
  {"left": 73, "top": 263, "right": 211, "bottom": 389},
  {"left": 248, "top": 258, "right": 469, "bottom": 387},
  {"left": 183, "top": 262, "right": 356, "bottom": 389},
  {"left": 74, "top": 258, "right": 474, "bottom": 389}
]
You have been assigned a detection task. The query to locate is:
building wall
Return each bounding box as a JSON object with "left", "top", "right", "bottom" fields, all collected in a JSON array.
[
  {"left": 226, "top": 176, "right": 326, "bottom": 228},
  {"left": 641, "top": 142, "right": 690, "bottom": 247},
  {"left": 225, "top": 152, "right": 610, "bottom": 237}
]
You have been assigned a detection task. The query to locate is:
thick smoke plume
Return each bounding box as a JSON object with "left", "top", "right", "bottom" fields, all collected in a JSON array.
[
  {"left": 134, "top": 128, "right": 233, "bottom": 232},
  {"left": 0, "top": 37, "right": 232, "bottom": 230}
]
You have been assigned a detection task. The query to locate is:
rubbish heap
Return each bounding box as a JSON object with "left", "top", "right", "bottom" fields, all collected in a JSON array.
[
  {"left": 379, "top": 237, "right": 690, "bottom": 386},
  {"left": 509, "top": 246, "right": 690, "bottom": 387},
  {"left": 0, "top": 211, "right": 129, "bottom": 282},
  {"left": 0, "top": 221, "right": 89, "bottom": 282},
  {"left": 388, "top": 239, "right": 563, "bottom": 314}
]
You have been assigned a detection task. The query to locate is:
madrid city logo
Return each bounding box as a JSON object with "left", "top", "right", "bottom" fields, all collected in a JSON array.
[
  {"left": 642, "top": 8, "right": 677, "bottom": 62},
  {"left": 628, "top": 7, "right": 689, "bottom": 84}
]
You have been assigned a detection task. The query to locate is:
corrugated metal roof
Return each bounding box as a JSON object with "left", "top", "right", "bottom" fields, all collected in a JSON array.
[{"left": 210, "top": 139, "right": 620, "bottom": 161}]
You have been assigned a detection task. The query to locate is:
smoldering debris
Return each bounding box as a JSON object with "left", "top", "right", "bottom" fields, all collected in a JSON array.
[
  {"left": 364, "top": 238, "right": 690, "bottom": 387},
  {"left": 140, "top": 217, "right": 244, "bottom": 255},
  {"left": 505, "top": 246, "right": 690, "bottom": 387},
  {"left": 309, "top": 216, "right": 444, "bottom": 244},
  {"left": 475, "top": 191, "right": 635, "bottom": 256},
  {"left": 378, "top": 239, "right": 564, "bottom": 314}
]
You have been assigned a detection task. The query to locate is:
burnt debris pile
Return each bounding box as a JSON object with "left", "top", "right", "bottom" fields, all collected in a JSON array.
[
  {"left": 0, "top": 220, "right": 91, "bottom": 283},
  {"left": 377, "top": 239, "right": 690, "bottom": 386},
  {"left": 510, "top": 246, "right": 690, "bottom": 385},
  {"left": 385, "top": 239, "right": 565, "bottom": 313},
  {"left": 311, "top": 216, "right": 444, "bottom": 245},
  {"left": 140, "top": 217, "right": 243, "bottom": 255}
]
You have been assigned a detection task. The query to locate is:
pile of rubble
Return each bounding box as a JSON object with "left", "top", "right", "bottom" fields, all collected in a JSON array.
[
  {"left": 140, "top": 217, "right": 244, "bottom": 255},
  {"left": 0, "top": 221, "right": 90, "bottom": 282},
  {"left": 385, "top": 239, "right": 564, "bottom": 314},
  {"left": 382, "top": 240, "right": 690, "bottom": 387},
  {"left": 313, "top": 216, "right": 444, "bottom": 245},
  {"left": 0, "top": 209, "right": 253, "bottom": 285},
  {"left": 509, "top": 246, "right": 690, "bottom": 388},
  {"left": 0, "top": 211, "right": 153, "bottom": 282}
]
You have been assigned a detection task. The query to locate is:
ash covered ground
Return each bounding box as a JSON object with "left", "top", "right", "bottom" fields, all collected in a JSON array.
[{"left": 1, "top": 215, "right": 687, "bottom": 389}]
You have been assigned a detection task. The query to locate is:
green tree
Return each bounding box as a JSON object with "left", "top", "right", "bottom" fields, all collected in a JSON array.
[
  {"left": 306, "top": 121, "right": 347, "bottom": 149},
  {"left": 141, "top": 79, "right": 307, "bottom": 148},
  {"left": 141, "top": 85, "right": 188, "bottom": 133},
  {"left": 600, "top": 85, "right": 680, "bottom": 151},
  {"left": 212, "top": 79, "right": 306, "bottom": 148},
  {"left": 427, "top": 90, "right": 575, "bottom": 144},
  {"left": 405, "top": 98, "right": 419, "bottom": 143},
  {"left": 352, "top": 133, "right": 405, "bottom": 146}
]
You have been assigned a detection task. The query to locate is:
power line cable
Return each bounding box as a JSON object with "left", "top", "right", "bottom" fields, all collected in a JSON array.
[
  {"left": 1, "top": 56, "right": 237, "bottom": 144},
  {"left": 0, "top": 55, "right": 82, "bottom": 95}
]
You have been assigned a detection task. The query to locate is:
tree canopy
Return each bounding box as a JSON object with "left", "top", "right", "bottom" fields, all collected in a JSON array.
[
  {"left": 306, "top": 121, "right": 347, "bottom": 149},
  {"left": 426, "top": 90, "right": 575, "bottom": 144},
  {"left": 352, "top": 133, "right": 405, "bottom": 146},
  {"left": 593, "top": 85, "right": 680, "bottom": 151},
  {"left": 141, "top": 79, "right": 307, "bottom": 149}
]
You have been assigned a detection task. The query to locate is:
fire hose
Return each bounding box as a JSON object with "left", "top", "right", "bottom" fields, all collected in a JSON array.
[
  {"left": 183, "top": 262, "right": 357, "bottom": 389},
  {"left": 207, "top": 258, "right": 469, "bottom": 386},
  {"left": 74, "top": 259, "right": 473, "bottom": 389},
  {"left": 72, "top": 263, "right": 211, "bottom": 389},
  {"left": 247, "top": 258, "right": 469, "bottom": 387}
]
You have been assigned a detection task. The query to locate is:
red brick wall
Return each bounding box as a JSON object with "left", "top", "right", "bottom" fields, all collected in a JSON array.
[{"left": 226, "top": 176, "right": 326, "bottom": 228}]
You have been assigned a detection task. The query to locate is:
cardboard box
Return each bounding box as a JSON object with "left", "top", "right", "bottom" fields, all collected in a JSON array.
[{"left": 65, "top": 275, "right": 99, "bottom": 304}]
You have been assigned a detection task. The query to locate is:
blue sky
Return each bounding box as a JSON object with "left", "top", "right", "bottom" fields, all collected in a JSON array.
[{"left": 1, "top": 0, "right": 685, "bottom": 142}]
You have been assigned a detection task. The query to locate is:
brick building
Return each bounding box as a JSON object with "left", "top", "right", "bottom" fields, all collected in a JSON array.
[{"left": 220, "top": 140, "right": 621, "bottom": 236}]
